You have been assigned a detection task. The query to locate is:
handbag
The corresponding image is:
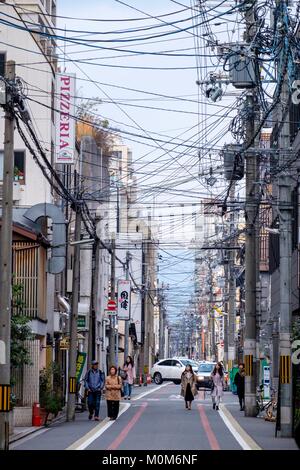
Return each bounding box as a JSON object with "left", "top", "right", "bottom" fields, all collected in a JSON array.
[
  {"left": 119, "top": 369, "right": 128, "bottom": 380},
  {"left": 118, "top": 376, "right": 125, "bottom": 397}
]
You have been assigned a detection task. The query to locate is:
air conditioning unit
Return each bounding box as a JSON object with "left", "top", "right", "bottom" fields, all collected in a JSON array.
[
  {"left": 13, "top": 182, "right": 21, "bottom": 202},
  {"left": 228, "top": 45, "right": 256, "bottom": 89}
]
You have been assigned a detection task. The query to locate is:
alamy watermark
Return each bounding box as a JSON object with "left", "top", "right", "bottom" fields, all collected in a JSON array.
[
  {"left": 291, "top": 80, "right": 300, "bottom": 105},
  {"left": 292, "top": 340, "right": 300, "bottom": 365}
]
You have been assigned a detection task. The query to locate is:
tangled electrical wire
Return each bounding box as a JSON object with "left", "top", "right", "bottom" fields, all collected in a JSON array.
[{"left": 229, "top": 94, "right": 250, "bottom": 142}]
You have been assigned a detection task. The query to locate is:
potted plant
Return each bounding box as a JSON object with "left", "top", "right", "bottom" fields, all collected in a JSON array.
[
  {"left": 14, "top": 166, "right": 19, "bottom": 181},
  {"left": 18, "top": 171, "right": 24, "bottom": 181},
  {"left": 39, "top": 363, "right": 63, "bottom": 426},
  {"left": 42, "top": 393, "right": 63, "bottom": 425}
]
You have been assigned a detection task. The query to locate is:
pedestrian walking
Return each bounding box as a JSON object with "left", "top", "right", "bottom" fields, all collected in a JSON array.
[
  {"left": 105, "top": 366, "right": 123, "bottom": 420},
  {"left": 210, "top": 362, "right": 225, "bottom": 411},
  {"left": 234, "top": 362, "right": 245, "bottom": 411},
  {"left": 180, "top": 364, "right": 197, "bottom": 410},
  {"left": 84, "top": 360, "right": 105, "bottom": 421},
  {"left": 122, "top": 356, "right": 136, "bottom": 400}
]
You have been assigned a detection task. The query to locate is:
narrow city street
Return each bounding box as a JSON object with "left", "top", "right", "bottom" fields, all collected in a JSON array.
[
  {"left": 2, "top": 0, "right": 300, "bottom": 455},
  {"left": 10, "top": 384, "right": 298, "bottom": 451}
]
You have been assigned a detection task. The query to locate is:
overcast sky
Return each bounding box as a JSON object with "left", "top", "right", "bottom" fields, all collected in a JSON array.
[{"left": 57, "top": 1, "right": 243, "bottom": 323}]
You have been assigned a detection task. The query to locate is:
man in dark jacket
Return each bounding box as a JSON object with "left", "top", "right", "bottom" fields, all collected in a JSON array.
[
  {"left": 234, "top": 363, "right": 245, "bottom": 411},
  {"left": 84, "top": 360, "right": 105, "bottom": 421}
]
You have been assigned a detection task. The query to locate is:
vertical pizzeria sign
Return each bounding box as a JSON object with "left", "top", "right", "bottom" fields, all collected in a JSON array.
[
  {"left": 117, "top": 280, "right": 131, "bottom": 320},
  {"left": 55, "top": 73, "right": 76, "bottom": 164}
]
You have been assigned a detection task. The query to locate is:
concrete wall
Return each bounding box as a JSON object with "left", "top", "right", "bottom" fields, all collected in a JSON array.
[{"left": 13, "top": 407, "right": 32, "bottom": 427}]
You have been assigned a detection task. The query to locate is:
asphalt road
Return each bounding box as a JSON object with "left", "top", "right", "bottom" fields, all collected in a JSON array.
[
  {"left": 86, "top": 384, "right": 241, "bottom": 450},
  {"left": 12, "top": 383, "right": 246, "bottom": 450}
]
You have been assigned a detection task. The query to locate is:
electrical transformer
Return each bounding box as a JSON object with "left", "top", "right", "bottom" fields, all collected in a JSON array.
[
  {"left": 222, "top": 144, "right": 244, "bottom": 180},
  {"left": 228, "top": 46, "right": 256, "bottom": 89}
]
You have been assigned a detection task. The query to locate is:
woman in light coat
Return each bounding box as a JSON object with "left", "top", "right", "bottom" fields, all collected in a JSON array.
[
  {"left": 123, "top": 356, "right": 136, "bottom": 401},
  {"left": 180, "top": 364, "right": 198, "bottom": 410},
  {"left": 105, "top": 366, "right": 122, "bottom": 420},
  {"left": 210, "top": 362, "right": 225, "bottom": 411}
]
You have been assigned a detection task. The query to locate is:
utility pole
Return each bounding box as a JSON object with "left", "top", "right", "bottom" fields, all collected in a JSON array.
[
  {"left": 123, "top": 250, "right": 131, "bottom": 361},
  {"left": 109, "top": 237, "right": 116, "bottom": 368},
  {"left": 208, "top": 260, "right": 216, "bottom": 361},
  {"left": 0, "top": 60, "right": 15, "bottom": 450},
  {"left": 159, "top": 287, "right": 165, "bottom": 358},
  {"left": 244, "top": 3, "right": 258, "bottom": 417},
  {"left": 87, "top": 237, "right": 100, "bottom": 366},
  {"left": 277, "top": 0, "right": 293, "bottom": 437},
  {"left": 228, "top": 183, "right": 236, "bottom": 371},
  {"left": 223, "top": 261, "right": 229, "bottom": 367},
  {"left": 66, "top": 199, "right": 82, "bottom": 421}
]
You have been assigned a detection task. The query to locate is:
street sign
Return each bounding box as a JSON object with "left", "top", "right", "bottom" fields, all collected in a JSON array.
[
  {"left": 107, "top": 299, "right": 117, "bottom": 311},
  {"left": 263, "top": 366, "right": 270, "bottom": 399},
  {"left": 117, "top": 280, "right": 131, "bottom": 320},
  {"left": 55, "top": 73, "right": 76, "bottom": 164},
  {"left": 105, "top": 309, "right": 117, "bottom": 316},
  {"left": 59, "top": 337, "right": 69, "bottom": 350},
  {"left": 75, "top": 352, "right": 87, "bottom": 383},
  {"left": 77, "top": 315, "right": 86, "bottom": 329}
]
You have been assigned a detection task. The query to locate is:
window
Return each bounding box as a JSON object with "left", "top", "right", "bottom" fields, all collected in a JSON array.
[
  {"left": 111, "top": 151, "right": 122, "bottom": 159},
  {"left": 198, "top": 363, "right": 215, "bottom": 373},
  {"left": 0, "top": 52, "right": 6, "bottom": 77},
  {"left": 171, "top": 360, "right": 181, "bottom": 367},
  {"left": 180, "top": 360, "right": 190, "bottom": 366},
  {"left": 158, "top": 360, "right": 172, "bottom": 367},
  {"left": 0, "top": 150, "right": 25, "bottom": 183}
]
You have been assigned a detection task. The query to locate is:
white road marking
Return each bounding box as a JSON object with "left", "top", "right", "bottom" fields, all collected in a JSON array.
[
  {"left": 169, "top": 394, "right": 182, "bottom": 400},
  {"left": 67, "top": 403, "right": 131, "bottom": 450},
  {"left": 132, "top": 382, "right": 171, "bottom": 401},
  {"left": 218, "top": 405, "right": 261, "bottom": 450},
  {"left": 67, "top": 385, "right": 170, "bottom": 450}
]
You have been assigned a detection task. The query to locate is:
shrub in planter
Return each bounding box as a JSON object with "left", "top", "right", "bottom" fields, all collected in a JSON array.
[
  {"left": 41, "top": 393, "right": 62, "bottom": 425},
  {"left": 39, "top": 363, "right": 63, "bottom": 426}
]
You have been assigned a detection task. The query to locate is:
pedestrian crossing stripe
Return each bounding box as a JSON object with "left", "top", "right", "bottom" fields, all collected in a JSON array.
[
  {"left": 280, "top": 355, "right": 291, "bottom": 384},
  {"left": 69, "top": 377, "right": 76, "bottom": 394},
  {"left": 244, "top": 355, "right": 253, "bottom": 376},
  {"left": 0, "top": 384, "right": 11, "bottom": 412}
]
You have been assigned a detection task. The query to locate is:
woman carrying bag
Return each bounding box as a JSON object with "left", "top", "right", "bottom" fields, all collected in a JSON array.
[
  {"left": 105, "top": 366, "right": 123, "bottom": 420},
  {"left": 122, "top": 356, "right": 136, "bottom": 400},
  {"left": 210, "top": 362, "right": 225, "bottom": 411},
  {"left": 180, "top": 364, "right": 198, "bottom": 410}
]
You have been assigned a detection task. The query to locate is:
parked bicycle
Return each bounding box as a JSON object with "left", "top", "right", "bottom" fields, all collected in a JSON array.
[{"left": 256, "top": 384, "right": 277, "bottom": 420}]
